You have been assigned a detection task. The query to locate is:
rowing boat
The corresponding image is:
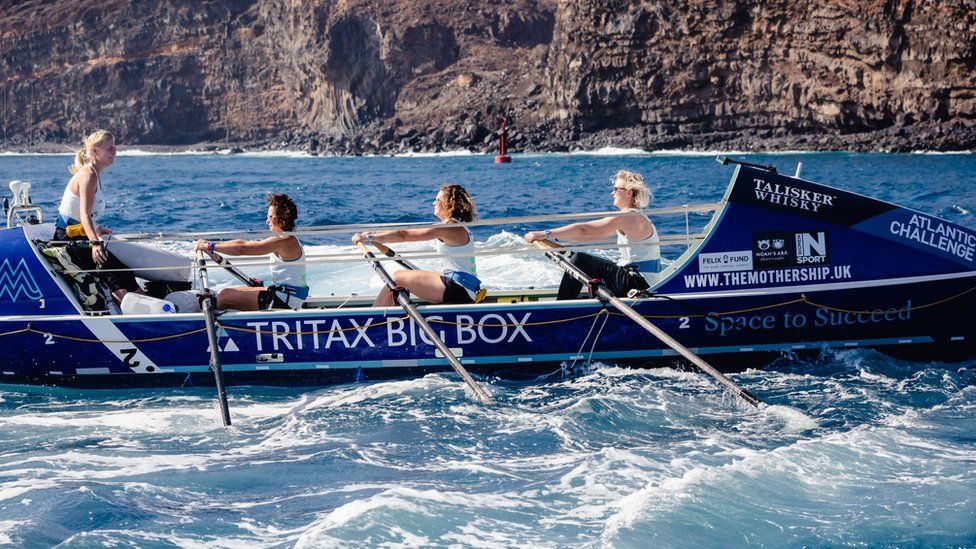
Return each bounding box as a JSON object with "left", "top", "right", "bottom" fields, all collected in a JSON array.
[{"left": 1, "top": 158, "right": 974, "bottom": 389}]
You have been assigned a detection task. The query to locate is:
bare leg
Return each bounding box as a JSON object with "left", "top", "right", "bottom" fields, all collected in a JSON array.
[
  {"left": 373, "top": 288, "right": 395, "bottom": 307},
  {"left": 372, "top": 270, "right": 448, "bottom": 307},
  {"left": 216, "top": 286, "right": 265, "bottom": 311}
]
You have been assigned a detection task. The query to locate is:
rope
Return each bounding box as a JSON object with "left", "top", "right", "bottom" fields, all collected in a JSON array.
[
  {"left": 17, "top": 325, "right": 208, "bottom": 344},
  {"left": 801, "top": 282, "right": 976, "bottom": 314}
]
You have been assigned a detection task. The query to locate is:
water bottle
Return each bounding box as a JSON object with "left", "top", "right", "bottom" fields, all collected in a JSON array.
[{"left": 121, "top": 293, "right": 178, "bottom": 315}]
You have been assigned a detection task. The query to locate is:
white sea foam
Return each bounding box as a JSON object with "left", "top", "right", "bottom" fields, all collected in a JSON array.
[
  {"left": 392, "top": 149, "right": 478, "bottom": 158},
  {"left": 0, "top": 520, "right": 27, "bottom": 545},
  {"left": 292, "top": 486, "right": 530, "bottom": 545},
  {"left": 118, "top": 149, "right": 216, "bottom": 157},
  {"left": 569, "top": 147, "right": 651, "bottom": 156},
  {"left": 761, "top": 404, "right": 818, "bottom": 433},
  {"left": 0, "top": 479, "right": 60, "bottom": 502}
]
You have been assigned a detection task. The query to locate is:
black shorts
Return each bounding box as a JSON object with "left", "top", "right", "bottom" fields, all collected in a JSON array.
[
  {"left": 256, "top": 285, "right": 308, "bottom": 310},
  {"left": 440, "top": 275, "right": 475, "bottom": 304},
  {"left": 52, "top": 227, "right": 140, "bottom": 293}
]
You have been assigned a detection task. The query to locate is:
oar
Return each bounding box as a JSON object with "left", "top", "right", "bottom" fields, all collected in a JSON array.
[
  {"left": 356, "top": 242, "right": 493, "bottom": 404},
  {"left": 532, "top": 240, "right": 764, "bottom": 409},
  {"left": 205, "top": 250, "right": 262, "bottom": 287},
  {"left": 195, "top": 250, "right": 233, "bottom": 425}
]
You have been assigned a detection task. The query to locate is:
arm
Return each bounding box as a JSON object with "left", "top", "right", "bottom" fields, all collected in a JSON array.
[
  {"left": 76, "top": 172, "right": 109, "bottom": 263},
  {"left": 76, "top": 172, "right": 101, "bottom": 241},
  {"left": 524, "top": 216, "right": 626, "bottom": 244},
  {"left": 352, "top": 224, "right": 469, "bottom": 246},
  {"left": 195, "top": 236, "right": 294, "bottom": 257}
]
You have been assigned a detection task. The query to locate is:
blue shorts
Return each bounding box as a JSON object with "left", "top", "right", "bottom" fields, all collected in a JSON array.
[{"left": 440, "top": 271, "right": 481, "bottom": 304}]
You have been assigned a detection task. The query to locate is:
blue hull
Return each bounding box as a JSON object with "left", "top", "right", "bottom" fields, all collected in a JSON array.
[
  {"left": 2, "top": 274, "right": 974, "bottom": 387},
  {"left": 3, "top": 162, "right": 975, "bottom": 387}
]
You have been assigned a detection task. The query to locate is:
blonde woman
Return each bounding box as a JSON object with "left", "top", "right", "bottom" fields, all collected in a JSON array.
[
  {"left": 524, "top": 170, "right": 660, "bottom": 299},
  {"left": 53, "top": 129, "right": 139, "bottom": 303},
  {"left": 352, "top": 184, "right": 481, "bottom": 306}
]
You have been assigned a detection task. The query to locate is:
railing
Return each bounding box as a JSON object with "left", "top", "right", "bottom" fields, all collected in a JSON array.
[{"left": 39, "top": 202, "right": 724, "bottom": 275}]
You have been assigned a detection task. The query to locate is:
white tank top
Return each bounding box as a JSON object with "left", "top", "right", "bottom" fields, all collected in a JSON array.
[
  {"left": 432, "top": 224, "right": 477, "bottom": 276},
  {"left": 617, "top": 210, "right": 661, "bottom": 266},
  {"left": 58, "top": 164, "right": 105, "bottom": 222},
  {"left": 270, "top": 238, "right": 308, "bottom": 287}
]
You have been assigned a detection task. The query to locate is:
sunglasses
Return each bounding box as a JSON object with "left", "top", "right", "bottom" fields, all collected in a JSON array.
[{"left": 612, "top": 186, "right": 629, "bottom": 193}]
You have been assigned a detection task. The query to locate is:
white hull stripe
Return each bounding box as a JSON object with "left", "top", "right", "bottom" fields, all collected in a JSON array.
[{"left": 80, "top": 317, "right": 164, "bottom": 374}]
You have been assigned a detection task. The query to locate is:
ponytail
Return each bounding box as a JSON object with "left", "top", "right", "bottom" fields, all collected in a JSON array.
[
  {"left": 69, "top": 148, "right": 88, "bottom": 174},
  {"left": 69, "top": 129, "right": 114, "bottom": 174}
]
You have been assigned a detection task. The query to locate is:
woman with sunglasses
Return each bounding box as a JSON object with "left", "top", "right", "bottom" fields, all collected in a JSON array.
[{"left": 524, "top": 170, "right": 660, "bottom": 300}]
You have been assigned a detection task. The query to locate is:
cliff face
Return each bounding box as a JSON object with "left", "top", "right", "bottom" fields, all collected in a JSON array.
[{"left": 1, "top": 0, "right": 973, "bottom": 153}]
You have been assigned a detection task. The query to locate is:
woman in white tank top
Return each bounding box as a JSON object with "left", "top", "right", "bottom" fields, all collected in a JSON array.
[
  {"left": 53, "top": 130, "right": 141, "bottom": 304},
  {"left": 524, "top": 170, "right": 660, "bottom": 299},
  {"left": 195, "top": 194, "right": 308, "bottom": 311},
  {"left": 352, "top": 184, "right": 481, "bottom": 306}
]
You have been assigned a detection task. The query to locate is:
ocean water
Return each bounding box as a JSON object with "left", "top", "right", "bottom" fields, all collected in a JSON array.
[{"left": 0, "top": 151, "right": 974, "bottom": 546}]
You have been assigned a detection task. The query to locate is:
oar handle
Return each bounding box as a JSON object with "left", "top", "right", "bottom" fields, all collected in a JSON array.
[{"left": 531, "top": 240, "right": 764, "bottom": 409}]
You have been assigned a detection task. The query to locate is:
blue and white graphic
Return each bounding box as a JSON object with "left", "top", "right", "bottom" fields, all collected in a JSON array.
[{"left": 0, "top": 257, "right": 43, "bottom": 302}]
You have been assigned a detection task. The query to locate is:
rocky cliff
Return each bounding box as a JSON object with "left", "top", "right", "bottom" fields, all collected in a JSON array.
[{"left": 1, "top": 0, "right": 974, "bottom": 153}]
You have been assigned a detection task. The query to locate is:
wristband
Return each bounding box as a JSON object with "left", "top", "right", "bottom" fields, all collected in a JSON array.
[
  {"left": 544, "top": 229, "right": 552, "bottom": 239},
  {"left": 366, "top": 233, "right": 374, "bottom": 243},
  {"left": 208, "top": 241, "right": 215, "bottom": 254}
]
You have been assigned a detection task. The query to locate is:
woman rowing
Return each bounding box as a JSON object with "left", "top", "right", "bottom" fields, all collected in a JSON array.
[
  {"left": 54, "top": 129, "right": 141, "bottom": 304},
  {"left": 194, "top": 194, "right": 309, "bottom": 311},
  {"left": 524, "top": 169, "right": 660, "bottom": 299},
  {"left": 352, "top": 184, "right": 482, "bottom": 306}
]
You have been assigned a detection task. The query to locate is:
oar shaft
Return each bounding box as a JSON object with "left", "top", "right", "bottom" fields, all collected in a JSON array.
[
  {"left": 357, "top": 242, "right": 492, "bottom": 403},
  {"left": 372, "top": 241, "right": 419, "bottom": 271},
  {"left": 196, "top": 251, "right": 232, "bottom": 425},
  {"left": 534, "top": 240, "right": 763, "bottom": 409}
]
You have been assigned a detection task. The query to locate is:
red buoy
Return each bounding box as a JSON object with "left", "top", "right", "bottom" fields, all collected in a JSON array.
[{"left": 494, "top": 116, "right": 512, "bottom": 163}]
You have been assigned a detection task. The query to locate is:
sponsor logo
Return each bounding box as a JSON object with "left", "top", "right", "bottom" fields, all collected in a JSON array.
[
  {"left": 0, "top": 258, "right": 43, "bottom": 302},
  {"left": 753, "top": 231, "right": 829, "bottom": 269},
  {"left": 889, "top": 213, "right": 976, "bottom": 262},
  {"left": 753, "top": 178, "right": 836, "bottom": 213},
  {"left": 246, "top": 312, "right": 533, "bottom": 352},
  {"left": 683, "top": 265, "right": 853, "bottom": 289},
  {"left": 698, "top": 251, "right": 753, "bottom": 273},
  {"left": 795, "top": 232, "right": 828, "bottom": 264}
]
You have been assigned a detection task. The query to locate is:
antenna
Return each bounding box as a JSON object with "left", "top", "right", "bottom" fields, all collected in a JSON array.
[
  {"left": 27, "top": 82, "right": 33, "bottom": 183},
  {"left": 715, "top": 155, "right": 777, "bottom": 174}
]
